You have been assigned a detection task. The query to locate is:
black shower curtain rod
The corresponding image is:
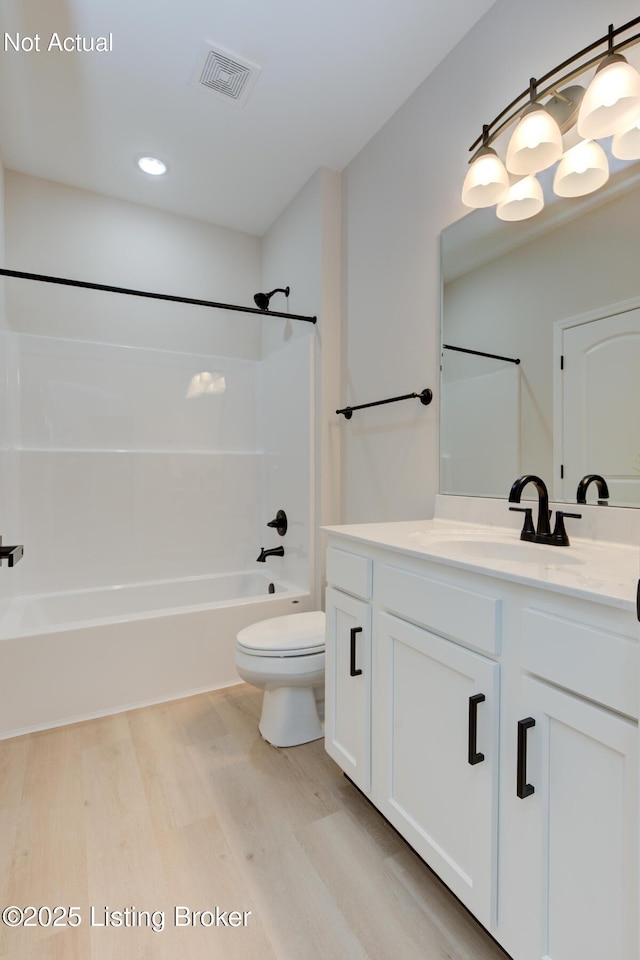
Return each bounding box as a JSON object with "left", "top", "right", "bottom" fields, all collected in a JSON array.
[
  {"left": 0, "top": 268, "right": 317, "bottom": 324},
  {"left": 443, "top": 344, "right": 520, "bottom": 365},
  {"left": 337, "top": 388, "right": 433, "bottom": 419}
]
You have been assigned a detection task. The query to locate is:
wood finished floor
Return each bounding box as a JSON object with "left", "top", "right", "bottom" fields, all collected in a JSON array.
[{"left": 0, "top": 684, "right": 509, "bottom": 960}]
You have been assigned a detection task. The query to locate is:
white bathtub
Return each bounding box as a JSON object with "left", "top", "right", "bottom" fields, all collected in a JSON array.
[{"left": 0, "top": 571, "right": 312, "bottom": 739}]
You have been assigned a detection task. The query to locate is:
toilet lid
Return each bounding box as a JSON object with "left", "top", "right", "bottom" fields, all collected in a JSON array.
[{"left": 237, "top": 611, "right": 326, "bottom": 657}]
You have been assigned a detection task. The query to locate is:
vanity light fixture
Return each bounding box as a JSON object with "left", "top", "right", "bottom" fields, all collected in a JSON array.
[
  {"left": 577, "top": 46, "right": 640, "bottom": 139},
  {"left": 612, "top": 117, "right": 640, "bottom": 159},
  {"left": 137, "top": 156, "right": 167, "bottom": 176},
  {"left": 462, "top": 17, "right": 640, "bottom": 219},
  {"left": 496, "top": 175, "right": 544, "bottom": 221},
  {"left": 553, "top": 139, "right": 609, "bottom": 197},
  {"left": 461, "top": 133, "right": 510, "bottom": 208},
  {"left": 505, "top": 81, "right": 563, "bottom": 176}
]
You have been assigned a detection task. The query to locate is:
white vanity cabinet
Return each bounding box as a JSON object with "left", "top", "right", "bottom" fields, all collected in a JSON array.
[
  {"left": 512, "top": 604, "right": 638, "bottom": 960},
  {"left": 324, "top": 547, "right": 373, "bottom": 792},
  {"left": 323, "top": 525, "right": 639, "bottom": 960},
  {"left": 375, "top": 563, "right": 501, "bottom": 928}
]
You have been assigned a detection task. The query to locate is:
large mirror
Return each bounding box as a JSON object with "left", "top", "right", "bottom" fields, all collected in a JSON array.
[{"left": 440, "top": 158, "right": 640, "bottom": 508}]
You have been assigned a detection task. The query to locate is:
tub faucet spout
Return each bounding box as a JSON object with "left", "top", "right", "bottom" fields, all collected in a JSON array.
[
  {"left": 0, "top": 536, "right": 23, "bottom": 567},
  {"left": 257, "top": 545, "right": 285, "bottom": 562}
]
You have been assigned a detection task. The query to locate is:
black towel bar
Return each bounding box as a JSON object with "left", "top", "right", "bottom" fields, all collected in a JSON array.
[{"left": 337, "top": 388, "right": 432, "bottom": 419}]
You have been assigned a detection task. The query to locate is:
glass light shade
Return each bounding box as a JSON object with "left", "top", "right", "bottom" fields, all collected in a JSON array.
[
  {"left": 505, "top": 106, "right": 563, "bottom": 175},
  {"left": 612, "top": 117, "right": 640, "bottom": 159},
  {"left": 577, "top": 56, "right": 640, "bottom": 139},
  {"left": 553, "top": 140, "right": 609, "bottom": 198},
  {"left": 496, "top": 176, "right": 544, "bottom": 221},
  {"left": 461, "top": 149, "right": 509, "bottom": 208}
]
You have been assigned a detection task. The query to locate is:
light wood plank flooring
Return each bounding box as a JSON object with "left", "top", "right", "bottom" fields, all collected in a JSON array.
[{"left": 0, "top": 684, "right": 509, "bottom": 959}]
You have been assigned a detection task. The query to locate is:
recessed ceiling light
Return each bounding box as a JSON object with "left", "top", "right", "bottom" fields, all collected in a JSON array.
[{"left": 137, "top": 156, "right": 167, "bottom": 176}]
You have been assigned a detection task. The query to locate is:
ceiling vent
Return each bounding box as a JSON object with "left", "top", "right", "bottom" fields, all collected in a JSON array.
[{"left": 191, "top": 42, "right": 261, "bottom": 108}]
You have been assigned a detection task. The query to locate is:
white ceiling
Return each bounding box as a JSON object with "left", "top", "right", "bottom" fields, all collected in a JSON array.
[{"left": 0, "top": 0, "right": 497, "bottom": 236}]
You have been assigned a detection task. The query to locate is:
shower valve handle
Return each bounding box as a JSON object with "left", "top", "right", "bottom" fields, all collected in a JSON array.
[{"left": 266, "top": 510, "right": 288, "bottom": 536}]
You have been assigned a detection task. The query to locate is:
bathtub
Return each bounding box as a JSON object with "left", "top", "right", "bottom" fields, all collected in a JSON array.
[{"left": 0, "top": 571, "right": 312, "bottom": 739}]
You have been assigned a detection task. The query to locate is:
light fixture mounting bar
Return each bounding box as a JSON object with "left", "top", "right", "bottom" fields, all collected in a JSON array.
[{"left": 469, "top": 14, "right": 640, "bottom": 156}]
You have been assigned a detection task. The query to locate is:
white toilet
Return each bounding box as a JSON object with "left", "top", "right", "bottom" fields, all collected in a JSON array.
[{"left": 235, "top": 611, "right": 325, "bottom": 747}]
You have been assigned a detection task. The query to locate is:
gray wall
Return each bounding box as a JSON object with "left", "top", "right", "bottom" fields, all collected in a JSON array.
[{"left": 340, "top": 0, "right": 640, "bottom": 522}]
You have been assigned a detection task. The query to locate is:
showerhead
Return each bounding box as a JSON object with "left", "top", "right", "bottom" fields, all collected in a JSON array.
[
  {"left": 253, "top": 286, "right": 290, "bottom": 311},
  {"left": 253, "top": 291, "right": 271, "bottom": 310}
]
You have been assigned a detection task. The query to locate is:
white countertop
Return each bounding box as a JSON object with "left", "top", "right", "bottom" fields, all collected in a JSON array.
[{"left": 323, "top": 518, "right": 640, "bottom": 611}]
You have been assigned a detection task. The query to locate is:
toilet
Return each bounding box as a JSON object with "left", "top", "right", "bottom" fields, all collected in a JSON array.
[{"left": 235, "top": 611, "right": 325, "bottom": 747}]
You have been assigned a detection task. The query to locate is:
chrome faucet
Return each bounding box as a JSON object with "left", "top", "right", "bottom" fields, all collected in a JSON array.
[
  {"left": 576, "top": 474, "right": 609, "bottom": 505},
  {"left": 256, "top": 545, "right": 285, "bottom": 562},
  {"left": 508, "top": 474, "right": 551, "bottom": 541}
]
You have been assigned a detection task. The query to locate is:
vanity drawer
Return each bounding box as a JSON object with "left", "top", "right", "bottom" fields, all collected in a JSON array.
[
  {"left": 378, "top": 564, "right": 500, "bottom": 654},
  {"left": 326, "top": 547, "right": 373, "bottom": 601},
  {"left": 522, "top": 608, "right": 638, "bottom": 719}
]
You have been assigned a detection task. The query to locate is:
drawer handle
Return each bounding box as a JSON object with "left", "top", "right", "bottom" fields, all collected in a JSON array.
[
  {"left": 517, "top": 717, "right": 535, "bottom": 799},
  {"left": 468, "top": 693, "right": 486, "bottom": 765},
  {"left": 350, "top": 626, "right": 363, "bottom": 677}
]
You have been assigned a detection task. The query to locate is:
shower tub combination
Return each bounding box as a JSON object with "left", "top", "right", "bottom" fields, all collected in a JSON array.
[
  {"left": 0, "top": 571, "right": 311, "bottom": 739},
  {"left": 1, "top": 287, "right": 315, "bottom": 741}
]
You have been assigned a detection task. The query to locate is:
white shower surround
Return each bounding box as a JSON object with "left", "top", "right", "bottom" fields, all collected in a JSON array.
[{"left": 0, "top": 328, "right": 314, "bottom": 736}]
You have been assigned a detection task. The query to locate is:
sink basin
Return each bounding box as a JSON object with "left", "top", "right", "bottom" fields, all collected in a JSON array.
[{"left": 415, "top": 536, "right": 585, "bottom": 566}]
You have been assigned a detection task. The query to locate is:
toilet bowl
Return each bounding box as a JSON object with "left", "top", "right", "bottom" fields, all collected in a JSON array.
[{"left": 235, "top": 611, "right": 325, "bottom": 747}]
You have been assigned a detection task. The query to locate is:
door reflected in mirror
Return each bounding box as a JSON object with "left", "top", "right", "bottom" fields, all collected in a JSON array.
[{"left": 440, "top": 160, "right": 640, "bottom": 508}]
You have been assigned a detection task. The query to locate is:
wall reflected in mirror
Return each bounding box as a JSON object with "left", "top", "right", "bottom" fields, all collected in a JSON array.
[{"left": 441, "top": 160, "right": 640, "bottom": 508}]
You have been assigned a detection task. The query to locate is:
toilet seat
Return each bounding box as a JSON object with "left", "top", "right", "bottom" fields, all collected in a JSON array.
[
  {"left": 235, "top": 610, "right": 326, "bottom": 746},
  {"left": 237, "top": 611, "right": 325, "bottom": 658}
]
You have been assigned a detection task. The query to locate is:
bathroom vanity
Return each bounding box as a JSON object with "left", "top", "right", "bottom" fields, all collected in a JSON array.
[{"left": 324, "top": 500, "right": 639, "bottom": 960}]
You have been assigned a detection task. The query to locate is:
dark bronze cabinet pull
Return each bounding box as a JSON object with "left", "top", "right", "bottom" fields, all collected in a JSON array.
[
  {"left": 517, "top": 717, "right": 536, "bottom": 798},
  {"left": 468, "top": 693, "right": 486, "bottom": 765},
  {"left": 350, "top": 626, "right": 363, "bottom": 677}
]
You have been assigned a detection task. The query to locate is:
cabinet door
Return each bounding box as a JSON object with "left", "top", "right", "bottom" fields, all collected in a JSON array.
[
  {"left": 517, "top": 676, "right": 638, "bottom": 960},
  {"left": 325, "top": 587, "right": 372, "bottom": 791},
  {"left": 377, "top": 612, "right": 499, "bottom": 927}
]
